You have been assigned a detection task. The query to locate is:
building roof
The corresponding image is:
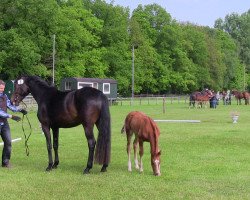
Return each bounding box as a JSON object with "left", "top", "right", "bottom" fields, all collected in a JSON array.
[{"left": 72, "top": 77, "right": 117, "bottom": 84}]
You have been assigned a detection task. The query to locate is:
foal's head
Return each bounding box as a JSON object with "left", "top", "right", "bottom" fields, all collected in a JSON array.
[
  {"left": 11, "top": 76, "right": 30, "bottom": 106},
  {"left": 151, "top": 150, "right": 161, "bottom": 176}
]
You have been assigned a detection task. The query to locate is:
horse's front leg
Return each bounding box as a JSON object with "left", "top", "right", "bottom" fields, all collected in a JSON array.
[
  {"left": 83, "top": 124, "right": 96, "bottom": 174},
  {"left": 133, "top": 137, "right": 139, "bottom": 170},
  {"left": 52, "top": 127, "right": 59, "bottom": 169},
  {"left": 139, "top": 140, "right": 144, "bottom": 173},
  {"left": 42, "top": 125, "right": 53, "bottom": 171}
]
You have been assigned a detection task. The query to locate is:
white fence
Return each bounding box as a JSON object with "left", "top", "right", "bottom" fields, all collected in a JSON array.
[
  {"left": 19, "top": 94, "right": 38, "bottom": 110},
  {"left": 114, "top": 96, "right": 190, "bottom": 106}
]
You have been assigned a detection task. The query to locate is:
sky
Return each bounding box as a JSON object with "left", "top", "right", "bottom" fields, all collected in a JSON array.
[{"left": 108, "top": 0, "right": 250, "bottom": 27}]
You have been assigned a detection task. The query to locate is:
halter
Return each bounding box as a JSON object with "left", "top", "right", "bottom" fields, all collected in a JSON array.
[{"left": 13, "top": 78, "right": 25, "bottom": 105}]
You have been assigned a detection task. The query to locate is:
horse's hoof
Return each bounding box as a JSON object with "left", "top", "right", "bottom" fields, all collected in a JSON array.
[
  {"left": 52, "top": 165, "right": 57, "bottom": 169},
  {"left": 45, "top": 163, "right": 53, "bottom": 171},
  {"left": 52, "top": 161, "right": 59, "bottom": 169},
  {"left": 83, "top": 168, "right": 90, "bottom": 174},
  {"left": 100, "top": 166, "right": 107, "bottom": 172},
  {"left": 46, "top": 167, "right": 52, "bottom": 171}
]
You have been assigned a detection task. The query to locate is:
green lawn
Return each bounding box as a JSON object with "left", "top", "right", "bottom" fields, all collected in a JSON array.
[{"left": 1, "top": 101, "right": 250, "bottom": 199}]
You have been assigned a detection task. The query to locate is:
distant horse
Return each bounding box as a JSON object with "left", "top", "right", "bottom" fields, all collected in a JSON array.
[
  {"left": 189, "top": 89, "right": 213, "bottom": 108},
  {"left": 11, "top": 75, "right": 111, "bottom": 174},
  {"left": 242, "top": 91, "right": 250, "bottom": 105},
  {"left": 231, "top": 90, "right": 244, "bottom": 105},
  {"left": 121, "top": 111, "right": 161, "bottom": 176},
  {"left": 189, "top": 91, "right": 201, "bottom": 107}
]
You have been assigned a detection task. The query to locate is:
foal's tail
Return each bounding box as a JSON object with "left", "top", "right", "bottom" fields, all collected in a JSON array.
[
  {"left": 95, "top": 96, "right": 111, "bottom": 165},
  {"left": 121, "top": 125, "right": 125, "bottom": 134}
]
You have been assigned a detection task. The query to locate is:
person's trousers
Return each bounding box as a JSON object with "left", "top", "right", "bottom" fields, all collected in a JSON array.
[{"left": 0, "top": 122, "right": 12, "bottom": 166}]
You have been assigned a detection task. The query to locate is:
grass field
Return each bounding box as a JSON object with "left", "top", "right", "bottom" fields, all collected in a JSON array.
[{"left": 1, "top": 100, "right": 250, "bottom": 199}]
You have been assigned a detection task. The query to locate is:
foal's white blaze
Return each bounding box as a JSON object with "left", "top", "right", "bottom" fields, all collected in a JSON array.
[
  {"left": 17, "top": 79, "right": 24, "bottom": 85},
  {"left": 154, "top": 159, "right": 161, "bottom": 176}
]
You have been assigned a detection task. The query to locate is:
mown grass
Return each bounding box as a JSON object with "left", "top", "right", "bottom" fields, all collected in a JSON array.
[{"left": 1, "top": 100, "right": 250, "bottom": 199}]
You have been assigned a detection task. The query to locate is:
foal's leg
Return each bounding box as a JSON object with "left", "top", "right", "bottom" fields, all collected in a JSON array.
[
  {"left": 83, "top": 124, "right": 96, "bottom": 174},
  {"left": 133, "top": 136, "right": 139, "bottom": 170},
  {"left": 127, "top": 133, "right": 132, "bottom": 172},
  {"left": 139, "top": 140, "right": 144, "bottom": 173},
  {"left": 42, "top": 125, "right": 53, "bottom": 171},
  {"left": 52, "top": 127, "right": 59, "bottom": 169}
]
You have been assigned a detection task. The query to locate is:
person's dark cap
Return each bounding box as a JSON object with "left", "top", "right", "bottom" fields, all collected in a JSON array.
[{"left": 0, "top": 80, "right": 5, "bottom": 85}]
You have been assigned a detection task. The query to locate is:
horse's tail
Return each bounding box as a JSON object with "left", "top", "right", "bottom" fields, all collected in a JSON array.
[{"left": 95, "top": 96, "right": 111, "bottom": 165}]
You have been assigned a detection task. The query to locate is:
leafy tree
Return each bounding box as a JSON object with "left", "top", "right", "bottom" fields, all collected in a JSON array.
[
  {"left": 215, "top": 10, "right": 250, "bottom": 90},
  {"left": 0, "top": 1, "right": 247, "bottom": 95},
  {"left": 0, "top": 0, "right": 58, "bottom": 79}
]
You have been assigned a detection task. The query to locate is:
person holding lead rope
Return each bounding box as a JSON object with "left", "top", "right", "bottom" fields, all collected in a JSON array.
[{"left": 0, "top": 79, "right": 27, "bottom": 168}]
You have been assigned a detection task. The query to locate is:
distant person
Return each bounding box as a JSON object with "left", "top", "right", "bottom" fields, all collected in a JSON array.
[
  {"left": 209, "top": 95, "right": 217, "bottom": 108},
  {"left": 0, "top": 80, "right": 27, "bottom": 168}
]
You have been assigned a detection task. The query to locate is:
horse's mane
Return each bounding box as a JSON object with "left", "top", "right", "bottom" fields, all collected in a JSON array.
[{"left": 24, "top": 75, "right": 56, "bottom": 90}]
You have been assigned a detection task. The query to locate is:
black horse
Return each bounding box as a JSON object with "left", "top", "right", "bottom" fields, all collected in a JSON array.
[{"left": 11, "top": 75, "right": 111, "bottom": 174}]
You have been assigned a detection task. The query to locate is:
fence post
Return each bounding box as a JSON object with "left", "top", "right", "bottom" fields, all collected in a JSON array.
[{"left": 162, "top": 97, "right": 166, "bottom": 113}]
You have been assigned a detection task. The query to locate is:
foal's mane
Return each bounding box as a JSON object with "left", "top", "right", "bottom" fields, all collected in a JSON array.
[{"left": 148, "top": 117, "right": 160, "bottom": 154}]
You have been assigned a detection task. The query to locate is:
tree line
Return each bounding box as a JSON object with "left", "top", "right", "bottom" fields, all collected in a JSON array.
[{"left": 0, "top": 0, "right": 249, "bottom": 96}]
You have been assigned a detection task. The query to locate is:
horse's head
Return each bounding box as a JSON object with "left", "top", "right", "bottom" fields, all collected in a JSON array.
[
  {"left": 151, "top": 150, "right": 161, "bottom": 176},
  {"left": 231, "top": 90, "right": 238, "bottom": 95},
  {"left": 11, "top": 76, "right": 30, "bottom": 106}
]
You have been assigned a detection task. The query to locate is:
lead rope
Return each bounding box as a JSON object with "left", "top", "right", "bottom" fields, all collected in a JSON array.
[{"left": 21, "top": 102, "right": 32, "bottom": 156}]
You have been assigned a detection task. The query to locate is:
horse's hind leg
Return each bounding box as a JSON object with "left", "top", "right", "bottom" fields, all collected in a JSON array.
[
  {"left": 127, "top": 133, "right": 132, "bottom": 172},
  {"left": 52, "top": 127, "right": 59, "bottom": 169},
  {"left": 83, "top": 124, "right": 96, "bottom": 174}
]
